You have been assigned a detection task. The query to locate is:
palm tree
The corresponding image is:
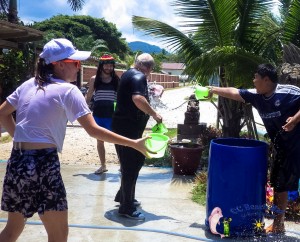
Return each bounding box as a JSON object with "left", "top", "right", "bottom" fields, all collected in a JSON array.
[
  {"left": 279, "top": 0, "right": 300, "bottom": 46},
  {"left": 0, "top": 0, "right": 85, "bottom": 18},
  {"left": 132, "top": 0, "right": 287, "bottom": 137}
]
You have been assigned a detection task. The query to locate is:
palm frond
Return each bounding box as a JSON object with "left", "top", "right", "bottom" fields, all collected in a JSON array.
[
  {"left": 0, "top": 0, "right": 8, "bottom": 14},
  {"left": 281, "top": 0, "right": 300, "bottom": 46},
  {"left": 91, "top": 39, "right": 109, "bottom": 53},
  {"left": 67, "top": 0, "right": 85, "bottom": 11},
  {"left": 250, "top": 14, "right": 282, "bottom": 62},
  {"left": 236, "top": 0, "right": 274, "bottom": 48},
  {"left": 278, "top": 0, "right": 292, "bottom": 20},
  {"left": 186, "top": 46, "right": 268, "bottom": 86},
  {"left": 132, "top": 16, "right": 202, "bottom": 56},
  {"left": 173, "top": 0, "right": 238, "bottom": 48}
]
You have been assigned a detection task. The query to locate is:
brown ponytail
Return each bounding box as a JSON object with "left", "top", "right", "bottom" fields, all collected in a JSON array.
[{"left": 35, "top": 58, "right": 54, "bottom": 90}]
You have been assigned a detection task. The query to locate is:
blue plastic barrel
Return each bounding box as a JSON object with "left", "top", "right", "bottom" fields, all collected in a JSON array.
[{"left": 205, "top": 138, "right": 268, "bottom": 237}]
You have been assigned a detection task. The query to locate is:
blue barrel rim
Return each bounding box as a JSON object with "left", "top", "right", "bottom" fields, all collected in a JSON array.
[{"left": 211, "top": 138, "right": 268, "bottom": 149}]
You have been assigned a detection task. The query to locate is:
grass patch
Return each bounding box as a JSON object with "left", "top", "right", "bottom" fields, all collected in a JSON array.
[
  {"left": 0, "top": 135, "right": 12, "bottom": 144},
  {"left": 191, "top": 171, "right": 207, "bottom": 206},
  {"left": 164, "top": 128, "right": 177, "bottom": 139}
]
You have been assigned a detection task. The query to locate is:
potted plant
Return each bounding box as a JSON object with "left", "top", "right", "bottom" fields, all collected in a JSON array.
[
  {"left": 169, "top": 142, "right": 203, "bottom": 175},
  {"left": 169, "top": 126, "right": 222, "bottom": 175}
]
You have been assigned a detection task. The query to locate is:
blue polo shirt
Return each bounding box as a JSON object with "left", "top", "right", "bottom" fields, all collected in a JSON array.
[{"left": 239, "top": 84, "right": 300, "bottom": 176}]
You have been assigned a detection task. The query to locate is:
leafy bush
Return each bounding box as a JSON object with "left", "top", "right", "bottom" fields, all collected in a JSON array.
[{"left": 197, "top": 125, "right": 222, "bottom": 169}]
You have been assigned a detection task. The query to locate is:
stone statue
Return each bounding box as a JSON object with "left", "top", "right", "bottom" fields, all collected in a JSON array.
[{"left": 184, "top": 94, "right": 200, "bottom": 124}]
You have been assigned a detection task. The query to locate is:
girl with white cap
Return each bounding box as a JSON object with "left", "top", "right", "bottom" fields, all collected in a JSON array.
[{"left": 0, "top": 38, "right": 150, "bottom": 242}]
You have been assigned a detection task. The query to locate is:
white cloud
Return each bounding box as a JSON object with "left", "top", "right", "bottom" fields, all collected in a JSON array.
[
  {"left": 18, "top": 0, "right": 184, "bottom": 49},
  {"left": 77, "top": 0, "right": 182, "bottom": 49}
]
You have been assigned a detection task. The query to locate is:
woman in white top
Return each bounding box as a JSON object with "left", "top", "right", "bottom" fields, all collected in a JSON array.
[{"left": 0, "top": 38, "right": 150, "bottom": 242}]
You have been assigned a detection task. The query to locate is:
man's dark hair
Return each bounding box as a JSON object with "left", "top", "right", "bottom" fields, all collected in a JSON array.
[{"left": 256, "top": 64, "right": 278, "bottom": 83}]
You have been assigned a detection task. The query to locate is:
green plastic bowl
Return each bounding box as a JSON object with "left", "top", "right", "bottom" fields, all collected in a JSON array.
[
  {"left": 151, "top": 123, "right": 168, "bottom": 134},
  {"left": 194, "top": 86, "right": 209, "bottom": 100},
  {"left": 145, "top": 133, "right": 169, "bottom": 158}
]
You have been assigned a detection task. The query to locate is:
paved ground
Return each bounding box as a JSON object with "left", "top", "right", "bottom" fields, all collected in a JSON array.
[{"left": 0, "top": 163, "right": 299, "bottom": 242}]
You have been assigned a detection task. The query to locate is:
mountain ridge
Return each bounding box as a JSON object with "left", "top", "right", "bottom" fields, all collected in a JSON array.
[{"left": 128, "top": 41, "right": 163, "bottom": 53}]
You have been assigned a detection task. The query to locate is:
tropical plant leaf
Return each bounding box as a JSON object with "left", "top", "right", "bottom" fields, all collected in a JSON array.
[
  {"left": 67, "top": 0, "right": 85, "bottom": 11},
  {"left": 281, "top": 0, "right": 300, "bottom": 46},
  {"left": 132, "top": 16, "right": 202, "bottom": 55}
]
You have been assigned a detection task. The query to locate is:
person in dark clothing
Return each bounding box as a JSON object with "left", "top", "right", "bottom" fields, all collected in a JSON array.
[
  {"left": 86, "top": 54, "right": 120, "bottom": 174},
  {"left": 112, "top": 53, "right": 162, "bottom": 220},
  {"left": 207, "top": 63, "right": 300, "bottom": 234}
]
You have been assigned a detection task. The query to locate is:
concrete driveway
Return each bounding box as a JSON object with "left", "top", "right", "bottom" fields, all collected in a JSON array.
[{"left": 0, "top": 162, "right": 300, "bottom": 242}]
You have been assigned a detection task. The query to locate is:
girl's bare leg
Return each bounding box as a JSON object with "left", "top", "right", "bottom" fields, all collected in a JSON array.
[
  {"left": 39, "top": 210, "right": 68, "bottom": 242},
  {"left": 0, "top": 212, "right": 26, "bottom": 242}
]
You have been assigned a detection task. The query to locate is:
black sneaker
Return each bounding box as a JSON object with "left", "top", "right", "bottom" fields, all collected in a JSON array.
[{"left": 118, "top": 211, "right": 145, "bottom": 220}]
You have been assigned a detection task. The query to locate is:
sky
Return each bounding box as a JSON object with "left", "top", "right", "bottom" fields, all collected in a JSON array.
[{"left": 17, "top": 0, "right": 184, "bottom": 49}]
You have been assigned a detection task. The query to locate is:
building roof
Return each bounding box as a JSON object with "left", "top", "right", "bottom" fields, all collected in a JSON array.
[
  {"left": 161, "top": 62, "right": 185, "bottom": 70},
  {"left": 0, "top": 20, "right": 44, "bottom": 49}
]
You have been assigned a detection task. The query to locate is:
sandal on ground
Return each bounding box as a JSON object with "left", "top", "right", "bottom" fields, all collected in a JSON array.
[
  {"left": 94, "top": 166, "right": 108, "bottom": 174},
  {"left": 264, "top": 224, "right": 285, "bottom": 235}
]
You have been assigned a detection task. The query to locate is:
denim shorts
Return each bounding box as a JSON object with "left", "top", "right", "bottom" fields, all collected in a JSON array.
[{"left": 1, "top": 148, "right": 68, "bottom": 218}]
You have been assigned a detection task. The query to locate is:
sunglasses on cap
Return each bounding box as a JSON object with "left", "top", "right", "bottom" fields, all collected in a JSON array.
[{"left": 52, "top": 59, "right": 81, "bottom": 68}]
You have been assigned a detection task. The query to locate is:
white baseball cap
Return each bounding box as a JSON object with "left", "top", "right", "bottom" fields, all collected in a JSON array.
[{"left": 39, "top": 38, "right": 91, "bottom": 64}]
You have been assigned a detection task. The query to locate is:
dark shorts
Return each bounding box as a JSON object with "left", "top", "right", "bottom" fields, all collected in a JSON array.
[
  {"left": 93, "top": 115, "right": 112, "bottom": 131},
  {"left": 1, "top": 148, "right": 68, "bottom": 218},
  {"left": 270, "top": 151, "right": 299, "bottom": 193}
]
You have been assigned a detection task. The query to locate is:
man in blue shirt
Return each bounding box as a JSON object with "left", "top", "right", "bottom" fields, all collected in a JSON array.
[{"left": 208, "top": 63, "right": 300, "bottom": 234}]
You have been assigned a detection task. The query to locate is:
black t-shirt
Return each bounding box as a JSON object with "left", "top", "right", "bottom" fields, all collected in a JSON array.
[{"left": 113, "top": 68, "right": 149, "bottom": 122}]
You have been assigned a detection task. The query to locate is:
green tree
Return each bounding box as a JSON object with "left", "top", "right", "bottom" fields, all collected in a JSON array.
[
  {"left": 0, "top": 43, "right": 37, "bottom": 101},
  {"left": 0, "top": 0, "right": 85, "bottom": 14},
  {"left": 132, "top": 0, "right": 298, "bottom": 137},
  {"left": 31, "top": 15, "right": 129, "bottom": 59},
  {"left": 0, "top": 0, "right": 87, "bottom": 101}
]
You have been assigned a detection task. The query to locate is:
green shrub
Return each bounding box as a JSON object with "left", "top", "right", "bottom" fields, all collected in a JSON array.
[
  {"left": 198, "top": 125, "right": 222, "bottom": 169},
  {"left": 191, "top": 171, "right": 207, "bottom": 205}
]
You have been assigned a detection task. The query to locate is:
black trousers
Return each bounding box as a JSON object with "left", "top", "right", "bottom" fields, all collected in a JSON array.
[
  {"left": 114, "top": 145, "right": 144, "bottom": 213},
  {"left": 112, "top": 116, "right": 148, "bottom": 213}
]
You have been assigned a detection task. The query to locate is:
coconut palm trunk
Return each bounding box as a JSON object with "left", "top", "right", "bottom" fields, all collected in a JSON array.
[{"left": 217, "top": 65, "right": 243, "bottom": 137}]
